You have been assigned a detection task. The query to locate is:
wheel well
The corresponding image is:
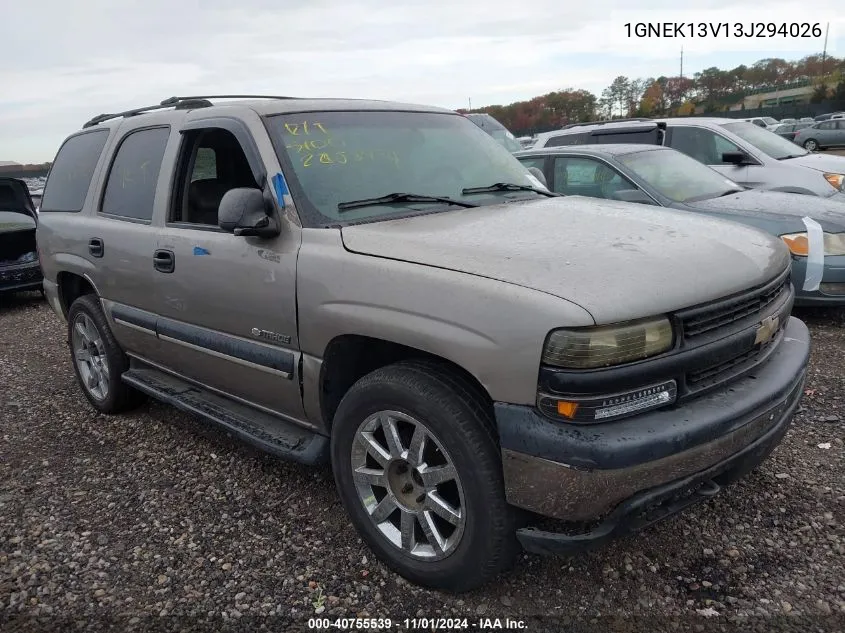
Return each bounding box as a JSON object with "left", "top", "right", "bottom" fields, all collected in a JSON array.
[
  {"left": 56, "top": 272, "right": 96, "bottom": 317},
  {"left": 318, "top": 335, "right": 494, "bottom": 431}
]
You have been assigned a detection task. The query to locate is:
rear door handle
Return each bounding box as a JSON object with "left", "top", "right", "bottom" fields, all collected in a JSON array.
[
  {"left": 153, "top": 249, "right": 175, "bottom": 273},
  {"left": 88, "top": 238, "right": 104, "bottom": 258}
]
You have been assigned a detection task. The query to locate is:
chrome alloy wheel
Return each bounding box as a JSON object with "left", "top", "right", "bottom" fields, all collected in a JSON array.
[
  {"left": 71, "top": 313, "right": 110, "bottom": 401},
  {"left": 350, "top": 410, "right": 466, "bottom": 560}
]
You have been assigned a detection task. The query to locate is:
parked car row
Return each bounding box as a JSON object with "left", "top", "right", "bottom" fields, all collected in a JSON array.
[
  {"left": 529, "top": 117, "right": 845, "bottom": 200},
  {"left": 6, "top": 94, "right": 837, "bottom": 593},
  {"left": 516, "top": 143, "right": 845, "bottom": 305}
]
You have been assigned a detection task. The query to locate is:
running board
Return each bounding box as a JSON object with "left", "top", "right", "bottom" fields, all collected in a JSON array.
[{"left": 122, "top": 367, "right": 329, "bottom": 465}]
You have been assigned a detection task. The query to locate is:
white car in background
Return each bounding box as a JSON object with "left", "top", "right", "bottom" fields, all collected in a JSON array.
[{"left": 743, "top": 116, "right": 780, "bottom": 130}]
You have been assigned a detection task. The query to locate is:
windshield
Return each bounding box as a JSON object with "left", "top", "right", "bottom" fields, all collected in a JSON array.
[
  {"left": 618, "top": 148, "right": 742, "bottom": 203},
  {"left": 267, "top": 111, "right": 543, "bottom": 224},
  {"left": 721, "top": 121, "right": 808, "bottom": 159}
]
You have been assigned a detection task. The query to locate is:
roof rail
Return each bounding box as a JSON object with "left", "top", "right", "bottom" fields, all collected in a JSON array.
[
  {"left": 82, "top": 94, "right": 297, "bottom": 129},
  {"left": 560, "top": 117, "right": 653, "bottom": 130},
  {"left": 159, "top": 94, "right": 296, "bottom": 106}
]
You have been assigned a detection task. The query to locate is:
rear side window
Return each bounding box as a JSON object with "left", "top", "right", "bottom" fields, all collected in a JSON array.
[
  {"left": 40, "top": 129, "right": 109, "bottom": 212},
  {"left": 101, "top": 127, "right": 170, "bottom": 221}
]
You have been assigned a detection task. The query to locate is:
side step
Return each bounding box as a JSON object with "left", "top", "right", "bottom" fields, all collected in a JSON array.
[{"left": 122, "top": 367, "right": 329, "bottom": 465}]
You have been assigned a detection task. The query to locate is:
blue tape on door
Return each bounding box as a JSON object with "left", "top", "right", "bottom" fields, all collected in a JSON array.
[
  {"left": 272, "top": 173, "right": 289, "bottom": 208},
  {"left": 193, "top": 246, "right": 210, "bottom": 256}
]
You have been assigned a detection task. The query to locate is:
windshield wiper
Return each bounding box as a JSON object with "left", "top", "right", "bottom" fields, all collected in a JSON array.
[
  {"left": 337, "top": 192, "right": 479, "bottom": 212},
  {"left": 461, "top": 182, "right": 559, "bottom": 197},
  {"left": 777, "top": 154, "right": 805, "bottom": 160},
  {"left": 718, "top": 189, "right": 744, "bottom": 197}
]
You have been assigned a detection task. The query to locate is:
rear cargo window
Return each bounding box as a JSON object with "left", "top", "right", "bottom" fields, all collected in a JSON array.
[
  {"left": 101, "top": 127, "right": 170, "bottom": 221},
  {"left": 39, "top": 129, "right": 110, "bottom": 212}
]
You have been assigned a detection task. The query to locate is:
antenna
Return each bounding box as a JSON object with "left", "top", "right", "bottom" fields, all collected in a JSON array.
[
  {"left": 680, "top": 46, "right": 684, "bottom": 79},
  {"left": 822, "top": 22, "right": 830, "bottom": 76},
  {"left": 468, "top": 97, "right": 472, "bottom": 111}
]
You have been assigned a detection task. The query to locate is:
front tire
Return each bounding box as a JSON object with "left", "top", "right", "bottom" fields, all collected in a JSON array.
[
  {"left": 803, "top": 139, "right": 819, "bottom": 151},
  {"left": 330, "top": 361, "right": 518, "bottom": 592},
  {"left": 67, "top": 294, "right": 145, "bottom": 413}
]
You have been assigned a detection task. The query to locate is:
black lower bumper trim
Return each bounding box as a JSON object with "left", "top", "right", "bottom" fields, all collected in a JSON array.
[{"left": 515, "top": 382, "right": 798, "bottom": 556}]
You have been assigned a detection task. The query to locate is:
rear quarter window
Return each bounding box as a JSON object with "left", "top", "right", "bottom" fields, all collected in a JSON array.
[{"left": 40, "top": 129, "right": 110, "bottom": 212}]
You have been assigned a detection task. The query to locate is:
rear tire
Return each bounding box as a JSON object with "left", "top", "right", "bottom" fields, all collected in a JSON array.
[
  {"left": 67, "top": 294, "right": 145, "bottom": 414},
  {"left": 803, "top": 139, "right": 819, "bottom": 151},
  {"left": 330, "top": 360, "right": 519, "bottom": 592}
]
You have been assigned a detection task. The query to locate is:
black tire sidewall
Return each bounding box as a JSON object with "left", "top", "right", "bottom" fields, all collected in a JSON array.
[
  {"left": 330, "top": 368, "right": 511, "bottom": 591},
  {"left": 67, "top": 294, "right": 132, "bottom": 413}
]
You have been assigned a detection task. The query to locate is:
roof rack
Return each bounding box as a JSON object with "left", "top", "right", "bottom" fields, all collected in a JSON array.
[
  {"left": 83, "top": 94, "right": 297, "bottom": 129},
  {"left": 559, "top": 117, "right": 654, "bottom": 130}
]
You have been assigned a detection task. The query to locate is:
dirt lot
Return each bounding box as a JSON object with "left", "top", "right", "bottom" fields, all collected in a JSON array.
[{"left": 1, "top": 293, "right": 843, "bottom": 633}]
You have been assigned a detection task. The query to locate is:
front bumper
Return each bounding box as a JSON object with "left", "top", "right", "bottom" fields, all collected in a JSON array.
[
  {"left": 790, "top": 254, "right": 845, "bottom": 306},
  {"left": 496, "top": 316, "right": 810, "bottom": 554},
  {"left": 0, "top": 260, "right": 42, "bottom": 293}
]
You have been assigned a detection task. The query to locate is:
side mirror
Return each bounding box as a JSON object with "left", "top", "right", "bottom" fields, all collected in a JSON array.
[
  {"left": 721, "top": 151, "right": 753, "bottom": 166},
  {"left": 527, "top": 166, "right": 548, "bottom": 188},
  {"left": 614, "top": 189, "right": 656, "bottom": 205},
  {"left": 218, "top": 188, "right": 280, "bottom": 238}
]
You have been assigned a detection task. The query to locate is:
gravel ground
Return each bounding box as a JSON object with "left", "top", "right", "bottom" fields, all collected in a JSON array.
[{"left": 1, "top": 293, "right": 843, "bottom": 633}]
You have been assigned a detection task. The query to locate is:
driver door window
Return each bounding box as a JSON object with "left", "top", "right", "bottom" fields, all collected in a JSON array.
[
  {"left": 712, "top": 134, "right": 742, "bottom": 163},
  {"left": 668, "top": 127, "right": 741, "bottom": 165},
  {"left": 170, "top": 129, "right": 256, "bottom": 227},
  {"left": 552, "top": 157, "right": 636, "bottom": 200}
]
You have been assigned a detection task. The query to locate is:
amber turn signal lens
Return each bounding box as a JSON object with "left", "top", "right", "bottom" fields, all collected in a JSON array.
[
  {"left": 556, "top": 401, "right": 579, "bottom": 418},
  {"left": 781, "top": 233, "right": 809, "bottom": 256}
]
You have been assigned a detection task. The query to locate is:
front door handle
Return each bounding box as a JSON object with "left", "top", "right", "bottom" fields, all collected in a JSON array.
[
  {"left": 88, "top": 238, "right": 104, "bottom": 258},
  {"left": 153, "top": 249, "right": 175, "bottom": 273}
]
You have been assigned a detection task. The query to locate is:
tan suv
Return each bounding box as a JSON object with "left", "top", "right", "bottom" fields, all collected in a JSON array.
[{"left": 36, "top": 95, "right": 809, "bottom": 591}]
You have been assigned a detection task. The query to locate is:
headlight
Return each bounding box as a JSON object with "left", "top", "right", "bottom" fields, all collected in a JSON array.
[
  {"left": 781, "top": 232, "right": 845, "bottom": 256},
  {"left": 824, "top": 173, "right": 845, "bottom": 191},
  {"left": 542, "top": 316, "right": 674, "bottom": 369}
]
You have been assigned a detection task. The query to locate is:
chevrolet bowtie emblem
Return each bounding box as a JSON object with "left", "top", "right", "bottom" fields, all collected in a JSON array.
[{"left": 754, "top": 314, "right": 780, "bottom": 346}]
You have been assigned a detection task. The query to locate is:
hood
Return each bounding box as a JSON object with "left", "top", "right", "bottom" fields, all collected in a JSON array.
[
  {"left": 340, "top": 197, "right": 790, "bottom": 324},
  {"left": 0, "top": 178, "right": 37, "bottom": 222},
  {"left": 685, "top": 189, "right": 845, "bottom": 233},
  {"left": 784, "top": 152, "right": 845, "bottom": 175}
]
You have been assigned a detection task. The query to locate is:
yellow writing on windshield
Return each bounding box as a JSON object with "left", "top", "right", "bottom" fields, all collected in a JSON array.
[
  {"left": 286, "top": 137, "right": 346, "bottom": 153},
  {"left": 283, "top": 121, "right": 328, "bottom": 136},
  {"left": 298, "top": 149, "right": 399, "bottom": 168}
]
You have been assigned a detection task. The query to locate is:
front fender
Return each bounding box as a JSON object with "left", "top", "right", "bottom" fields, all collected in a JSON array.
[{"left": 296, "top": 230, "right": 595, "bottom": 405}]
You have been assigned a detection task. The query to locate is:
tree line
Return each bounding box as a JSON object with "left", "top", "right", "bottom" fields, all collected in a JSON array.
[{"left": 461, "top": 54, "right": 845, "bottom": 136}]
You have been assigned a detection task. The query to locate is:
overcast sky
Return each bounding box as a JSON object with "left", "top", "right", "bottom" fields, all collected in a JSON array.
[{"left": 2, "top": 0, "right": 842, "bottom": 163}]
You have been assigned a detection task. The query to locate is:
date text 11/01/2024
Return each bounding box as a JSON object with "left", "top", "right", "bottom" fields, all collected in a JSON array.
[
  {"left": 307, "top": 617, "right": 528, "bottom": 630},
  {"left": 624, "top": 22, "right": 824, "bottom": 38}
]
